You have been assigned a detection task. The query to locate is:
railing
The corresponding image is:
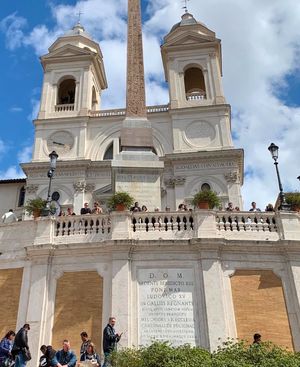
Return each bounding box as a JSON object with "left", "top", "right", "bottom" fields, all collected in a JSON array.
[
  {"left": 186, "top": 91, "right": 206, "bottom": 101},
  {"left": 55, "top": 104, "right": 75, "bottom": 112},
  {"left": 55, "top": 214, "right": 111, "bottom": 236},
  {"left": 89, "top": 105, "right": 169, "bottom": 118},
  {"left": 216, "top": 212, "right": 277, "bottom": 232},
  {"left": 132, "top": 212, "right": 194, "bottom": 232}
]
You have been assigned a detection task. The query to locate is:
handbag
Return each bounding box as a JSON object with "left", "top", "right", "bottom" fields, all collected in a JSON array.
[
  {"left": 22, "top": 349, "right": 31, "bottom": 362},
  {"left": 1, "top": 357, "right": 14, "bottom": 367}
]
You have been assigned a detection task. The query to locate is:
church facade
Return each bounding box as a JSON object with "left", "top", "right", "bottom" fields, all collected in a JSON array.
[{"left": 0, "top": 2, "right": 300, "bottom": 366}]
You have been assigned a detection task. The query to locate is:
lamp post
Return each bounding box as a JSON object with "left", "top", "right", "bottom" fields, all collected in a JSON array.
[
  {"left": 45, "top": 151, "right": 59, "bottom": 215},
  {"left": 297, "top": 176, "right": 300, "bottom": 182},
  {"left": 268, "top": 143, "right": 290, "bottom": 211}
]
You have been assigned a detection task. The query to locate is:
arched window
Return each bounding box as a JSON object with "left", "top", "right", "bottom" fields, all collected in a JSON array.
[
  {"left": 201, "top": 183, "right": 211, "bottom": 191},
  {"left": 58, "top": 78, "right": 76, "bottom": 105},
  {"left": 91, "top": 86, "right": 98, "bottom": 111},
  {"left": 184, "top": 67, "right": 206, "bottom": 100},
  {"left": 18, "top": 186, "right": 26, "bottom": 207},
  {"left": 103, "top": 143, "right": 113, "bottom": 160}
]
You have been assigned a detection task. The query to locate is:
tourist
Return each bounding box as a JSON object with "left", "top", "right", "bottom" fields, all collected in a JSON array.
[
  {"left": 226, "top": 202, "right": 234, "bottom": 211},
  {"left": 249, "top": 202, "right": 261, "bottom": 212},
  {"left": 80, "top": 203, "right": 91, "bottom": 215},
  {"left": 265, "top": 203, "right": 274, "bottom": 212},
  {"left": 80, "top": 343, "right": 100, "bottom": 366},
  {"left": 177, "top": 204, "right": 185, "bottom": 211},
  {"left": 253, "top": 333, "right": 261, "bottom": 344},
  {"left": 67, "top": 208, "right": 76, "bottom": 216},
  {"left": 12, "top": 324, "right": 31, "bottom": 367},
  {"left": 1, "top": 209, "right": 18, "bottom": 224},
  {"left": 141, "top": 205, "right": 147, "bottom": 212},
  {"left": 80, "top": 332, "right": 91, "bottom": 357},
  {"left": 165, "top": 207, "right": 170, "bottom": 212},
  {"left": 154, "top": 207, "right": 160, "bottom": 212},
  {"left": 58, "top": 211, "right": 66, "bottom": 216},
  {"left": 54, "top": 340, "right": 76, "bottom": 367},
  {"left": 92, "top": 202, "right": 103, "bottom": 214},
  {"left": 130, "top": 202, "right": 141, "bottom": 212},
  {"left": 39, "top": 345, "right": 47, "bottom": 367},
  {"left": 102, "top": 317, "right": 122, "bottom": 367},
  {"left": 0, "top": 330, "right": 15, "bottom": 367},
  {"left": 234, "top": 206, "right": 240, "bottom": 211},
  {"left": 41, "top": 345, "right": 56, "bottom": 367}
]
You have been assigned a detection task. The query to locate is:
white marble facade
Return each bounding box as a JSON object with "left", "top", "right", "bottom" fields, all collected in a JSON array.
[{"left": 1, "top": 10, "right": 300, "bottom": 367}]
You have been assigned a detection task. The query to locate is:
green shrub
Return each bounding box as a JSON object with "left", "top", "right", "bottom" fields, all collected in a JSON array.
[
  {"left": 192, "top": 190, "right": 221, "bottom": 209},
  {"left": 285, "top": 192, "right": 300, "bottom": 211},
  {"left": 110, "top": 340, "right": 300, "bottom": 367},
  {"left": 107, "top": 191, "right": 135, "bottom": 210}
]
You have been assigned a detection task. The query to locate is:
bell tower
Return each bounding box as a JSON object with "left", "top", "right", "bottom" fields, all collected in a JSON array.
[
  {"left": 38, "top": 23, "right": 107, "bottom": 119},
  {"left": 161, "top": 12, "right": 225, "bottom": 109}
]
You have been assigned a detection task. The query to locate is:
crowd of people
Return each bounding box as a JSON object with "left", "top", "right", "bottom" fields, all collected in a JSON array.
[
  {"left": 1, "top": 199, "right": 277, "bottom": 224},
  {"left": 0, "top": 317, "right": 122, "bottom": 367}
]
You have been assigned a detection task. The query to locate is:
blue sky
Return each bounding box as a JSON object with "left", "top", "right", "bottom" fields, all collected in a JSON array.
[{"left": 0, "top": 0, "right": 300, "bottom": 209}]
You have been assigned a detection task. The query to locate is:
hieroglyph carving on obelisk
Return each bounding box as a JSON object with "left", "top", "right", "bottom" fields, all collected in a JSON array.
[{"left": 126, "top": 0, "right": 147, "bottom": 118}]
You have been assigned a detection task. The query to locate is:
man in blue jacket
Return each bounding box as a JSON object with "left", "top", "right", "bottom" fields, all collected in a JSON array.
[
  {"left": 102, "top": 317, "right": 122, "bottom": 367},
  {"left": 54, "top": 340, "right": 76, "bottom": 367}
]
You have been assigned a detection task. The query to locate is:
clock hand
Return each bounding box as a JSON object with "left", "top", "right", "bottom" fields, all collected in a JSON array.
[{"left": 53, "top": 141, "right": 65, "bottom": 146}]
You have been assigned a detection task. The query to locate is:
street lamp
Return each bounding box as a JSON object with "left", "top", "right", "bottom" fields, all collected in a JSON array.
[
  {"left": 297, "top": 176, "right": 300, "bottom": 182},
  {"left": 45, "top": 151, "right": 59, "bottom": 215},
  {"left": 268, "top": 143, "right": 290, "bottom": 211}
]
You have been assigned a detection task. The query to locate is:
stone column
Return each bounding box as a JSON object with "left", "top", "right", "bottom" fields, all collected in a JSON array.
[
  {"left": 111, "top": 254, "right": 131, "bottom": 347},
  {"left": 201, "top": 250, "right": 229, "bottom": 350}
]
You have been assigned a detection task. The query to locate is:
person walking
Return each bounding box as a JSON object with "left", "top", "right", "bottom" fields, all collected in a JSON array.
[
  {"left": 102, "top": 317, "right": 122, "bottom": 367},
  {"left": 12, "top": 324, "right": 31, "bottom": 367},
  {"left": 0, "top": 330, "right": 15, "bottom": 367}
]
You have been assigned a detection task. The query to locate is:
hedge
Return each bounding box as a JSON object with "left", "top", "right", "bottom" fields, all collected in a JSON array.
[{"left": 110, "top": 340, "right": 300, "bottom": 367}]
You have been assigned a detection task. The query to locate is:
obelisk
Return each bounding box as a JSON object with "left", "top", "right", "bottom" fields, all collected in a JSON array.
[
  {"left": 113, "top": 0, "right": 164, "bottom": 210},
  {"left": 120, "top": 0, "right": 153, "bottom": 151}
]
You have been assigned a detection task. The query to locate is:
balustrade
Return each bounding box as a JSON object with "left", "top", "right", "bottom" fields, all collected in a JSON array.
[
  {"left": 55, "top": 104, "right": 75, "bottom": 112},
  {"left": 89, "top": 105, "right": 169, "bottom": 117},
  {"left": 55, "top": 214, "right": 111, "bottom": 237},
  {"left": 216, "top": 212, "right": 277, "bottom": 232},
  {"left": 132, "top": 212, "right": 194, "bottom": 232},
  {"left": 186, "top": 91, "right": 206, "bottom": 101}
]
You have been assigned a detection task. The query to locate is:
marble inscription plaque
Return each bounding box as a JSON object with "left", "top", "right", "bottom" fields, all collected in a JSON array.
[
  {"left": 138, "top": 268, "right": 197, "bottom": 346},
  {"left": 115, "top": 173, "right": 161, "bottom": 209}
]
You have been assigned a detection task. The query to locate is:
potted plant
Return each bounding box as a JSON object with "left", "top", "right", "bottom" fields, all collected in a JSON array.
[
  {"left": 24, "top": 197, "right": 47, "bottom": 218},
  {"left": 192, "top": 190, "right": 221, "bottom": 209},
  {"left": 107, "top": 191, "right": 134, "bottom": 211},
  {"left": 285, "top": 192, "right": 300, "bottom": 212}
]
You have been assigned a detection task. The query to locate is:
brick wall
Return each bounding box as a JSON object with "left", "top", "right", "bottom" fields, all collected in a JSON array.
[
  {"left": 0, "top": 268, "right": 23, "bottom": 337},
  {"left": 52, "top": 271, "right": 103, "bottom": 356},
  {"left": 231, "top": 269, "right": 294, "bottom": 350}
]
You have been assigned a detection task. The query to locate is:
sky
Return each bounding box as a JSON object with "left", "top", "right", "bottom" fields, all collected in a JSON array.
[{"left": 0, "top": 0, "right": 300, "bottom": 210}]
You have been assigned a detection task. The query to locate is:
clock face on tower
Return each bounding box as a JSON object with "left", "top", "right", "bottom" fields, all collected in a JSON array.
[{"left": 47, "top": 131, "right": 74, "bottom": 154}]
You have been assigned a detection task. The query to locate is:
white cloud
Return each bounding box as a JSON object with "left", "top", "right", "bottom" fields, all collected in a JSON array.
[
  {"left": 17, "top": 146, "right": 32, "bottom": 163},
  {"left": 0, "top": 166, "right": 25, "bottom": 180},
  {"left": 1, "top": 0, "right": 300, "bottom": 208},
  {"left": 0, "top": 13, "right": 27, "bottom": 50},
  {"left": 9, "top": 107, "right": 23, "bottom": 113}
]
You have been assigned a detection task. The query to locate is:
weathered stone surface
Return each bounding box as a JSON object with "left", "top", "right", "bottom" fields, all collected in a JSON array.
[{"left": 126, "top": 0, "right": 147, "bottom": 118}]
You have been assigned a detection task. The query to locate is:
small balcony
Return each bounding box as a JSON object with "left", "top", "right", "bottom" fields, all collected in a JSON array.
[
  {"left": 186, "top": 90, "right": 206, "bottom": 101},
  {"left": 55, "top": 103, "right": 75, "bottom": 112}
]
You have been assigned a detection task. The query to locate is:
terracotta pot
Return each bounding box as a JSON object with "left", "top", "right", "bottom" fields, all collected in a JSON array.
[
  {"left": 33, "top": 209, "right": 41, "bottom": 219},
  {"left": 116, "top": 204, "right": 126, "bottom": 211},
  {"left": 197, "top": 201, "right": 209, "bottom": 210}
]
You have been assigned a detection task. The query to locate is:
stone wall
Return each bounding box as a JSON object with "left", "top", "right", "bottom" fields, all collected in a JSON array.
[
  {"left": 231, "top": 269, "right": 294, "bottom": 350},
  {"left": 0, "top": 268, "right": 23, "bottom": 337},
  {"left": 52, "top": 271, "right": 103, "bottom": 355}
]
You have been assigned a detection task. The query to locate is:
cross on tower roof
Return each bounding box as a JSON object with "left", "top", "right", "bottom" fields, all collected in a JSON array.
[
  {"left": 182, "top": 0, "right": 190, "bottom": 13},
  {"left": 76, "top": 10, "right": 83, "bottom": 23}
]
